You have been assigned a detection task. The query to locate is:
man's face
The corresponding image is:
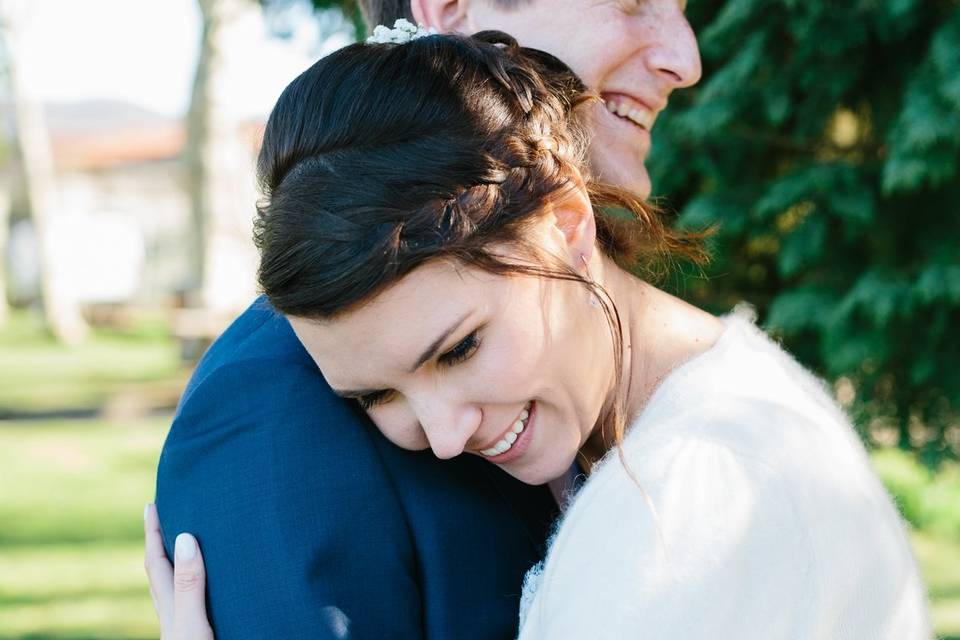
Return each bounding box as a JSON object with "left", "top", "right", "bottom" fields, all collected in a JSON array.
[{"left": 463, "top": 0, "right": 700, "bottom": 198}]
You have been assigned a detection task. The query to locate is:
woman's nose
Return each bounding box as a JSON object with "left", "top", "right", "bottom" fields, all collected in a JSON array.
[
  {"left": 416, "top": 401, "right": 481, "bottom": 460},
  {"left": 646, "top": 10, "right": 702, "bottom": 88}
]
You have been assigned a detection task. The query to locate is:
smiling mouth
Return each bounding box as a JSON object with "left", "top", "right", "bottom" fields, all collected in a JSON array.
[
  {"left": 602, "top": 94, "right": 656, "bottom": 131},
  {"left": 479, "top": 401, "right": 532, "bottom": 457}
]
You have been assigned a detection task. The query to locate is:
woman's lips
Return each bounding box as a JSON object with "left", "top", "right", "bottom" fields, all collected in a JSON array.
[{"left": 480, "top": 400, "right": 536, "bottom": 465}]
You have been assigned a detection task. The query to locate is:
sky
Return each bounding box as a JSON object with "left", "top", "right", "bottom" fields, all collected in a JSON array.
[{"left": 16, "top": 0, "right": 352, "bottom": 119}]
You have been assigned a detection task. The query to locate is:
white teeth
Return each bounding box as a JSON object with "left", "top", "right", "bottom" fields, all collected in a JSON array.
[
  {"left": 604, "top": 98, "right": 654, "bottom": 130},
  {"left": 626, "top": 108, "right": 654, "bottom": 130},
  {"left": 480, "top": 403, "right": 532, "bottom": 458}
]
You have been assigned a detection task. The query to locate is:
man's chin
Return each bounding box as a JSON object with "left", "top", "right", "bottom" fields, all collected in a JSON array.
[
  {"left": 613, "top": 167, "right": 652, "bottom": 201},
  {"left": 590, "top": 156, "right": 652, "bottom": 200},
  {"left": 626, "top": 167, "right": 652, "bottom": 201}
]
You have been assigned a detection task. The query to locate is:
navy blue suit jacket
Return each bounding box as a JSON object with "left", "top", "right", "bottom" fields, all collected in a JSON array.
[{"left": 156, "top": 298, "right": 558, "bottom": 639}]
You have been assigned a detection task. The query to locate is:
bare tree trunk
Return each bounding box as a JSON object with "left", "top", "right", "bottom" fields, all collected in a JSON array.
[
  {"left": 185, "top": 0, "right": 258, "bottom": 312},
  {"left": 0, "top": 1, "right": 87, "bottom": 343},
  {"left": 0, "top": 189, "right": 9, "bottom": 327},
  {"left": 184, "top": 1, "right": 214, "bottom": 298}
]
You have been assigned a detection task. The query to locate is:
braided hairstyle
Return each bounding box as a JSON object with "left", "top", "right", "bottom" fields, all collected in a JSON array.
[{"left": 254, "top": 31, "right": 708, "bottom": 454}]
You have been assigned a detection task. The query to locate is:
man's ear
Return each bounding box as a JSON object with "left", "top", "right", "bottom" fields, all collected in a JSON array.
[
  {"left": 552, "top": 171, "right": 598, "bottom": 266},
  {"left": 410, "top": 0, "right": 470, "bottom": 33}
]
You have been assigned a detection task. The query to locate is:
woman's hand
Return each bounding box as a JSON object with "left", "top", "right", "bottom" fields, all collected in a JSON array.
[{"left": 143, "top": 503, "right": 216, "bottom": 640}]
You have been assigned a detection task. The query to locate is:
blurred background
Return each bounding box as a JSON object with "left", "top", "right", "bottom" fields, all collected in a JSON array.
[{"left": 0, "top": 0, "right": 956, "bottom": 638}]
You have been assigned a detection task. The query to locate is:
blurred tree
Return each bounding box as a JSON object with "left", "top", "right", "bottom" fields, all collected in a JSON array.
[
  {"left": 0, "top": 188, "right": 8, "bottom": 327},
  {"left": 0, "top": 188, "right": 9, "bottom": 327},
  {"left": 0, "top": 1, "right": 88, "bottom": 344},
  {"left": 0, "top": 126, "right": 9, "bottom": 328},
  {"left": 260, "top": 0, "right": 364, "bottom": 39},
  {"left": 648, "top": 0, "right": 960, "bottom": 463},
  {"left": 186, "top": 0, "right": 260, "bottom": 311}
]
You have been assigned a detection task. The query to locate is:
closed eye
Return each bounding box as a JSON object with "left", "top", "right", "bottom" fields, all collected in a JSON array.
[
  {"left": 355, "top": 331, "right": 480, "bottom": 410},
  {"left": 438, "top": 330, "right": 481, "bottom": 366},
  {"left": 356, "top": 389, "right": 394, "bottom": 410}
]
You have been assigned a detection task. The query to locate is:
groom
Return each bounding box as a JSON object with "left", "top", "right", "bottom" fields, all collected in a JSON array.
[{"left": 154, "top": 1, "right": 699, "bottom": 638}]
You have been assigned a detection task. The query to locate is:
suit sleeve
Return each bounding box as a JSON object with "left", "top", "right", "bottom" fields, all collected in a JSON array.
[{"left": 156, "top": 358, "right": 422, "bottom": 640}]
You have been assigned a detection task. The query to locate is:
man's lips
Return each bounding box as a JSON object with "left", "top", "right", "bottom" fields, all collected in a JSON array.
[
  {"left": 602, "top": 90, "right": 666, "bottom": 114},
  {"left": 600, "top": 91, "right": 664, "bottom": 131}
]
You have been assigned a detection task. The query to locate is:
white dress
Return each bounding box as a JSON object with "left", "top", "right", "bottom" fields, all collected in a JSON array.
[{"left": 517, "top": 310, "right": 931, "bottom": 640}]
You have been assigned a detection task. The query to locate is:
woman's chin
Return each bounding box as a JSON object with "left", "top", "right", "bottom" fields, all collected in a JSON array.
[{"left": 506, "top": 453, "right": 579, "bottom": 487}]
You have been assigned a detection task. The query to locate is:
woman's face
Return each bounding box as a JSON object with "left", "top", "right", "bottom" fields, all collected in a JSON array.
[{"left": 289, "top": 226, "right": 615, "bottom": 485}]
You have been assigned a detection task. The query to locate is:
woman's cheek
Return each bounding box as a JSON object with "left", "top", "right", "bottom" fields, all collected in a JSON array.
[
  {"left": 368, "top": 403, "right": 429, "bottom": 451},
  {"left": 474, "top": 328, "right": 544, "bottom": 395}
]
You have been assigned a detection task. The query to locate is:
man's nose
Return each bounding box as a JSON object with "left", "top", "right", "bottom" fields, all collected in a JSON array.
[
  {"left": 416, "top": 400, "right": 481, "bottom": 460},
  {"left": 647, "top": 10, "right": 702, "bottom": 89}
]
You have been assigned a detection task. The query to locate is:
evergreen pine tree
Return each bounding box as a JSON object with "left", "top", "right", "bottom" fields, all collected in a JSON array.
[{"left": 649, "top": 0, "right": 960, "bottom": 463}]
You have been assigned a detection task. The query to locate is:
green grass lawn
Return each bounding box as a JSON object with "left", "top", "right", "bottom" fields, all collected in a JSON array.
[
  {"left": 914, "top": 532, "right": 960, "bottom": 638},
  {"left": 0, "top": 417, "right": 165, "bottom": 640},
  {"left": 1, "top": 417, "right": 959, "bottom": 639},
  {"left": 0, "top": 310, "right": 186, "bottom": 415}
]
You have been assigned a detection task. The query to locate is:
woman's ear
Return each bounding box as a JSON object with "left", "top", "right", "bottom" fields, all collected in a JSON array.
[
  {"left": 551, "top": 171, "right": 597, "bottom": 266},
  {"left": 410, "top": 0, "right": 470, "bottom": 33}
]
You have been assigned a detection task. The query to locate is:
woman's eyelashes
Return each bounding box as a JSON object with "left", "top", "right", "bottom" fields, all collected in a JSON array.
[
  {"left": 438, "top": 330, "right": 481, "bottom": 366},
  {"left": 357, "top": 389, "right": 394, "bottom": 410},
  {"left": 356, "top": 331, "right": 482, "bottom": 410}
]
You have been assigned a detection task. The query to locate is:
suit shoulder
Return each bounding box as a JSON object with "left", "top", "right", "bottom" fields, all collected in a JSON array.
[
  {"left": 200, "top": 298, "right": 308, "bottom": 365},
  {"left": 178, "top": 298, "right": 321, "bottom": 408}
]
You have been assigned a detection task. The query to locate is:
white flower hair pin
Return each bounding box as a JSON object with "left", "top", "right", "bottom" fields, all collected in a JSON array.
[{"left": 366, "top": 18, "right": 437, "bottom": 44}]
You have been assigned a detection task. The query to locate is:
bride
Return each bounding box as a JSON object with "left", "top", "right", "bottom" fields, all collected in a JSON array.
[{"left": 145, "top": 23, "right": 930, "bottom": 639}]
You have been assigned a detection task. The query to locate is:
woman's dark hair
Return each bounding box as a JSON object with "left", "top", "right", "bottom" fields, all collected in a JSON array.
[{"left": 254, "top": 30, "right": 708, "bottom": 458}]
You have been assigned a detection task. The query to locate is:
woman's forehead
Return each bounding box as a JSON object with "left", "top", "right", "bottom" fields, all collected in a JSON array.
[{"left": 288, "top": 263, "right": 492, "bottom": 375}]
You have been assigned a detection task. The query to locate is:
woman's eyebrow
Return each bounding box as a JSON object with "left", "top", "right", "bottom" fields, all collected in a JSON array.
[
  {"left": 331, "top": 311, "right": 475, "bottom": 397},
  {"left": 408, "top": 311, "right": 473, "bottom": 373}
]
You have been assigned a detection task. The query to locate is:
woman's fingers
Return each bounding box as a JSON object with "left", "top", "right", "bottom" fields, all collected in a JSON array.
[
  {"left": 144, "top": 503, "right": 174, "bottom": 631},
  {"left": 172, "top": 532, "right": 215, "bottom": 640},
  {"left": 143, "top": 504, "right": 215, "bottom": 640}
]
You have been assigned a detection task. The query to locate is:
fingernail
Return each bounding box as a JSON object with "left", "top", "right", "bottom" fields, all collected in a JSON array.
[
  {"left": 144, "top": 503, "right": 151, "bottom": 521},
  {"left": 175, "top": 533, "right": 198, "bottom": 561}
]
